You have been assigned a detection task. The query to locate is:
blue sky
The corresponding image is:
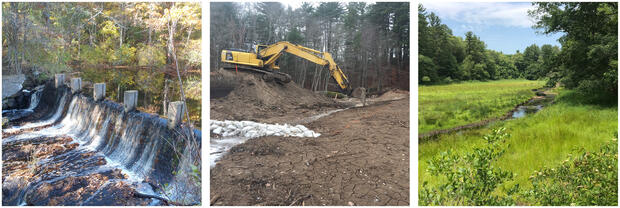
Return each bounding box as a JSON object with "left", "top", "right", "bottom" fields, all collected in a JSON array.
[{"left": 422, "top": 2, "right": 564, "bottom": 54}]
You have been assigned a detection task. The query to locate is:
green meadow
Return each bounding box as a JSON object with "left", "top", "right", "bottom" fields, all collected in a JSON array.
[
  {"left": 418, "top": 79, "right": 545, "bottom": 134},
  {"left": 419, "top": 88, "right": 618, "bottom": 203}
]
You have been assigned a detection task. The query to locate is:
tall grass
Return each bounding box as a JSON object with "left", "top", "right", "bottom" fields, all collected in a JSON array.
[
  {"left": 419, "top": 79, "right": 545, "bottom": 134},
  {"left": 419, "top": 90, "right": 618, "bottom": 194}
]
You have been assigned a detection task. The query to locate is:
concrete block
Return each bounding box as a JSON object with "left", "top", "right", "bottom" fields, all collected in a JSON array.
[
  {"left": 167, "top": 101, "right": 185, "bottom": 129},
  {"left": 123, "top": 90, "right": 138, "bottom": 113},
  {"left": 55, "top": 74, "right": 65, "bottom": 88},
  {"left": 94, "top": 83, "right": 106, "bottom": 101},
  {"left": 70, "top": 78, "right": 82, "bottom": 93}
]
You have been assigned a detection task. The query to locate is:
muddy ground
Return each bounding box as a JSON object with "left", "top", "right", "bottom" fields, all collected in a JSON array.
[{"left": 210, "top": 70, "right": 409, "bottom": 205}]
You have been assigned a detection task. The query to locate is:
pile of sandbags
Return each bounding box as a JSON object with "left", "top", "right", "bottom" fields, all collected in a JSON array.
[{"left": 210, "top": 120, "right": 320, "bottom": 138}]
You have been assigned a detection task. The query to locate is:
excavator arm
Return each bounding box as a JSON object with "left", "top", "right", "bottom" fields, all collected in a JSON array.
[{"left": 258, "top": 41, "right": 351, "bottom": 92}]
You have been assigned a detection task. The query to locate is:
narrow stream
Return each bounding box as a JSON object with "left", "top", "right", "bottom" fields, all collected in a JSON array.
[
  {"left": 419, "top": 89, "right": 555, "bottom": 140},
  {"left": 511, "top": 105, "right": 543, "bottom": 118}
]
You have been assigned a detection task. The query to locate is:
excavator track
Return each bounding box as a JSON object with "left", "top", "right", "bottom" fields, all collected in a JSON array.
[{"left": 223, "top": 64, "right": 292, "bottom": 84}]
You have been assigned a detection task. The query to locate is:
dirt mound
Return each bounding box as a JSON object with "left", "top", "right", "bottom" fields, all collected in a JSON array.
[
  {"left": 376, "top": 89, "right": 409, "bottom": 101},
  {"left": 210, "top": 69, "right": 342, "bottom": 123}
]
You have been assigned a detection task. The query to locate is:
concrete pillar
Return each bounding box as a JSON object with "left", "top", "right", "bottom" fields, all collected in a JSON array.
[
  {"left": 94, "top": 83, "right": 106, "bottom": 101},
  {"left": 123, "top": 90, "right": 138, "bottom": 113},
  {"left": 167, "top": 101, "right": 185, "bottom": 129},
  {"left": 70, "top": 78, "right": 82, "bottom": 93},
  {"left": 55, "top": 74, "right": 65, "bottom": 88}
]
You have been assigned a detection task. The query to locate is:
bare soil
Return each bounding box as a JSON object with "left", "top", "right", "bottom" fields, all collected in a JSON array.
[
  {"left": 210, "top": 95, "right": 410, "bottom": 205},
  {"left": 210, "top": 69, "right": 344, "bottom": 124}
]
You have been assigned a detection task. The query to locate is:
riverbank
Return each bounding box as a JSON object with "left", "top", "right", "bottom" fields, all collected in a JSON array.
[
  {"left": 419, "top": 89, "right": 617, "bottom": 195},
  {"left": 419, "top": 80, "right": 545, "bottom": 135}
]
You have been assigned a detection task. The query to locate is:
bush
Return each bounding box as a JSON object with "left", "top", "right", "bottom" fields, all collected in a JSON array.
[
  {"left": 523, "top": 138, "right": 618, "bottom": 206},
  {"left": 420, "top": 128, "right": 519, "bottom": 205}
]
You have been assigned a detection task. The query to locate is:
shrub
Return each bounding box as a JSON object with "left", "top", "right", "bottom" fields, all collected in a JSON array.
[
  {"left": 420, "top": 128, "right": 519, "bottom": 205},
  {"left": 522, "top": 138, "right": 618, "bottom": 206}
]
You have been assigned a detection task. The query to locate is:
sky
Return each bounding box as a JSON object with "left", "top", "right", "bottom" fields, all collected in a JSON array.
[{"left": 422, "top": 1, "right": 564, "bottom": 54}]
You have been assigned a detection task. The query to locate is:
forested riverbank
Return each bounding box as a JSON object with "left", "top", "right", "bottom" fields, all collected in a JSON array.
[{"left": 2, "top": 2, "right": 201, "bottom": 125}]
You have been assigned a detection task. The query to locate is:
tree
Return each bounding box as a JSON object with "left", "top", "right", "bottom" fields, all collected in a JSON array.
[{"left": 530, "top": 2, "right": 618, "bottom": 102}]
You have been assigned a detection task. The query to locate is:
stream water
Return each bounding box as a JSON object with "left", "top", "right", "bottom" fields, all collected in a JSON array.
[
  {"left": 511, "top": 105, "right": 543, "bottom": 118},
  {"left": 2, "top": 86, "right": 201, "bottom": 205},
  {"left": 2, "top": 85, "right": 44, "bottom": 122}
]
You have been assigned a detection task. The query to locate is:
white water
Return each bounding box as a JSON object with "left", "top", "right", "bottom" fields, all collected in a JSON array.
[
  {"left": 3, "top": 91, "right": 68, "bottom": 134},
  {"left": 26, "top": 85, "right": 44, "bottom": 111},
  {"left": 4, "top": 90, "right": 200, "bottom": 205}
]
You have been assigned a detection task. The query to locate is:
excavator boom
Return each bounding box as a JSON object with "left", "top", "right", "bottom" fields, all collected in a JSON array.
[{"left": 221, "top": 41, "right": 351, "bottom": 93}]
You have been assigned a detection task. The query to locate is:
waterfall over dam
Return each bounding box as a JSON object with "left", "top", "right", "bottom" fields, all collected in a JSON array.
[{"left": 2, "top": 82, "right": 201, "bottom": 206}]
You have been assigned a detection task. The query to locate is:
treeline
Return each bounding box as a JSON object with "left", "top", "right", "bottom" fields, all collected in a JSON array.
[
  {"left": 419, "top": 2, "right": 617, "bottom": 103},
  {"left": 211, "top": 2, "right": 409, "bottom": 92},
  {"left": 2, "top": 2, "right": 202, "bottom": 122},
  {"left": 3, "top": 2, "right": 200, "bottom": 74},
  {"left": 419, "top": 4, "right": 560, "bottom": 84}
]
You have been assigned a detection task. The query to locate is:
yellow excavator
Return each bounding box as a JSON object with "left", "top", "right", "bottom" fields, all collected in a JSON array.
[{"left": 220, "top": 41, "right": 352, "bottom": 94}]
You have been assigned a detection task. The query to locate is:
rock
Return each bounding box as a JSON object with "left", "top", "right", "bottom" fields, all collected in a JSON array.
[
  {"left": 213, "top": 127, "right": 223, "bottom": 134},
  {"left": 2, "top": 74, "right": 26, "bottom": 100},
  {"left": 5, "top": 97, "right": 17, "bottom": 108},
  {"left": 211, "top": 119, "right": 321, "bottom": 138},
  {"left": 351, "top": 87, "right": 366, "bottom": 98}
]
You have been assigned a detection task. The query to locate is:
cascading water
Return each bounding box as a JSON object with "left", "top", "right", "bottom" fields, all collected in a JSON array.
[
  {"left": 2, "top": 85, "right": 45, "bottom": 122},
  {"left": 2, "top": 83, "right": 201, "bottom": 206}
]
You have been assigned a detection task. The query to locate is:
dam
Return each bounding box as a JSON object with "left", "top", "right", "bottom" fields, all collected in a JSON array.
[{"left": 2, "top": 77, "right": 201, "bottom": 206}]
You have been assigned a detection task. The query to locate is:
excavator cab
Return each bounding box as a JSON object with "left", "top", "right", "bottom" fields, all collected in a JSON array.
[{"left": 255, "top": 44, "right": 268, "bottom": 55}]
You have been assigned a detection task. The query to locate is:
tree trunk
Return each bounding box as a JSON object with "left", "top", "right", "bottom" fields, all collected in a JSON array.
[
  {"left": 117, "top": 82, "right": 121, "bottom": 102},
  {"left": 148, "top": 28, "right": 152, "bottom": 45},
  {"left": 184, "top": 27, "right": 193, "bottom": 73},
  {"left": 163, "top": 77, "right": 169, "bottom": 116},
  {"left": 323, "top": 69, "right": 329, "bottom": 91}
]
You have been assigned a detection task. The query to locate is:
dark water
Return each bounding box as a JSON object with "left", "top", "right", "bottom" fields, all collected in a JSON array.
[{"left": 512, "top": 105, "right": 543, "bottom": 118}]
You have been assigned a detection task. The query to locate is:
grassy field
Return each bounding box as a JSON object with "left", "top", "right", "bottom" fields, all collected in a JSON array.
[
  {"left": 419, "top": 79, "right": 545, "bottom": 134},
  {"left": 419, "top": 89, "right": 618, "bottom": 195}
]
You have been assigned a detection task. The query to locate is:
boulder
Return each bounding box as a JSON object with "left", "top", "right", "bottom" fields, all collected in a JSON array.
[{"left": 351, "top": 87, "right": 366, "bottom": 98}]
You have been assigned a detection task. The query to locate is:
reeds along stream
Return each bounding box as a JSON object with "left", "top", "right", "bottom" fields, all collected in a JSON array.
[{"left": 2, "top": 84, "right": 201, "bottom": 205}]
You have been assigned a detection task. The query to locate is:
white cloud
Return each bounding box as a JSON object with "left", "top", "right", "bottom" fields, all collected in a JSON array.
[{"left": 421, "top": 2, "right": 536, "bottom": 28}]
